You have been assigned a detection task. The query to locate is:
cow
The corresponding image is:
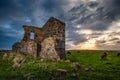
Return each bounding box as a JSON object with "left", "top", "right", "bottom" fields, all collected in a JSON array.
[
  {"left": 117, "top": 53, "right": 120, "bottom": 56},
  {"left": 101, "top": 52, "right": 108, "bottom": 59},
  {"left": 67, "top": 51, "right": 71, "bottom": 55}
]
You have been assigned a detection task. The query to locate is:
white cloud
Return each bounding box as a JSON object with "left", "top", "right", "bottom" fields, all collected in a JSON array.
[{"left": 109, "top": 19, "right": 120, "bottom": 31}]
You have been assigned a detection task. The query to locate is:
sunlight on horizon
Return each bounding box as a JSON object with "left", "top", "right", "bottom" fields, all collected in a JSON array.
[{"left": 79, "top": 39, "right": 97, "bottom": 50}]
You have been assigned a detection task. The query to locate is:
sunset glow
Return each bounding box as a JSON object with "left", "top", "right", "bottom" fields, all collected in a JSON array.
[{"left": 80, "top": 39, "right": 97, "bottom": 50}]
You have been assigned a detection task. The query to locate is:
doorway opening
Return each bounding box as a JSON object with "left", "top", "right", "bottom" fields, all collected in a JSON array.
[{"left": 37, "top": 43, "right": 41, "bottom": 56}]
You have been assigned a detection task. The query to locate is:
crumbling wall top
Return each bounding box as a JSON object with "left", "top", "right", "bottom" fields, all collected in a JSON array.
[
  {"left": 23, "top": 25, "right": 43, "bottom": 31},
  {"left": 43, "top": 17, "right": 65, "bottom": 28}
]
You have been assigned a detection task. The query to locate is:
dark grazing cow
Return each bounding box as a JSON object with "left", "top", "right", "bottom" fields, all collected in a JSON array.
[
  {"left": 117, "top": 53, "right": 120, "bottom": 56},
  {"left": 101, "top": 52, "right": 108, "bottom": 59},
  {"left": 67, "top": 51, "right": 71, "bottom": 55}
]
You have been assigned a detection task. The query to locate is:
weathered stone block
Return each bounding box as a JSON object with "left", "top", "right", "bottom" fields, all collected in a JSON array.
[{"left": 40, "top": 37, "right": 60, "bottom": 60}]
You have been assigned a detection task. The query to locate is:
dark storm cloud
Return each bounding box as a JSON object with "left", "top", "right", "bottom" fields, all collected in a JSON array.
[
  {"left": 109, "top": 38, "right": 120, "bottom": 41},
  {"left": 41, "top": 0, "right": 62, "bottom": 12},
  {"left": 88, "top": 1, "right": 99, "bottom": 8},
  {"left": 67, "top": 31, "right": 88, "bottom": 45},
  {"left": 0, "top": 0, "right": 25, "bottom": 23},
  {"left": 66, "top": 0, "right": 120, "bottom": 31},
  {"left": 67, "top": 1, "right": 113, "bottom": 31},
  {"left": 113, "top": 0, "right": 120, "bottom": 14}
]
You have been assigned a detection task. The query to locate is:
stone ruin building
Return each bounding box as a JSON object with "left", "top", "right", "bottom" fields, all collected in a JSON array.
[{"left": 12, "top": 17, "right": 65, "bottom": 60}]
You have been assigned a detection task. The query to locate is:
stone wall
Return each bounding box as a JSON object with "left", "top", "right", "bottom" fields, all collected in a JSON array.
[
  {"left": 22, "top": 26, "right": 43, "bottom": 43},
  {"left": 13, "top": 41, "right": 37, "bottom": 58},
  {"left": 12, "top": 17, "right": 65, "bottom": 60},
  {"left": 40, "top": 37, "right": 60, "bottom": 60}
]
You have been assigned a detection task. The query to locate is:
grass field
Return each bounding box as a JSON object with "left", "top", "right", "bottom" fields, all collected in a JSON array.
[{"left": 0, "top": 50, "right": 120, "bottom": 80}]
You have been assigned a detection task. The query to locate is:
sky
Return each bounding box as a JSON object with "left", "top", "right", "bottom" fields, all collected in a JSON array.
[{"left": 0, "top": 0, "right": 120, "bottom": 50}]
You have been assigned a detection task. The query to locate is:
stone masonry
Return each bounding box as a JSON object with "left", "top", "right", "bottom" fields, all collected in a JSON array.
[{"left": 12, "top": 17, "right": 65, "bottom": 60}]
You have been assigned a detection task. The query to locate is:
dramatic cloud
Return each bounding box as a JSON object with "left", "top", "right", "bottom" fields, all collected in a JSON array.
[
  {"left": 65, "top": 0, "right": 120, "bottom": 50},
  {"left": 0, "top": 0, "right": 120, "bottom": 50}
]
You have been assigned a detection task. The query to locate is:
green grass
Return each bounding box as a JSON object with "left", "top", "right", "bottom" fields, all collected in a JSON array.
[{"left": 0, "top": 50, "right": 120, "bottom": 80}]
